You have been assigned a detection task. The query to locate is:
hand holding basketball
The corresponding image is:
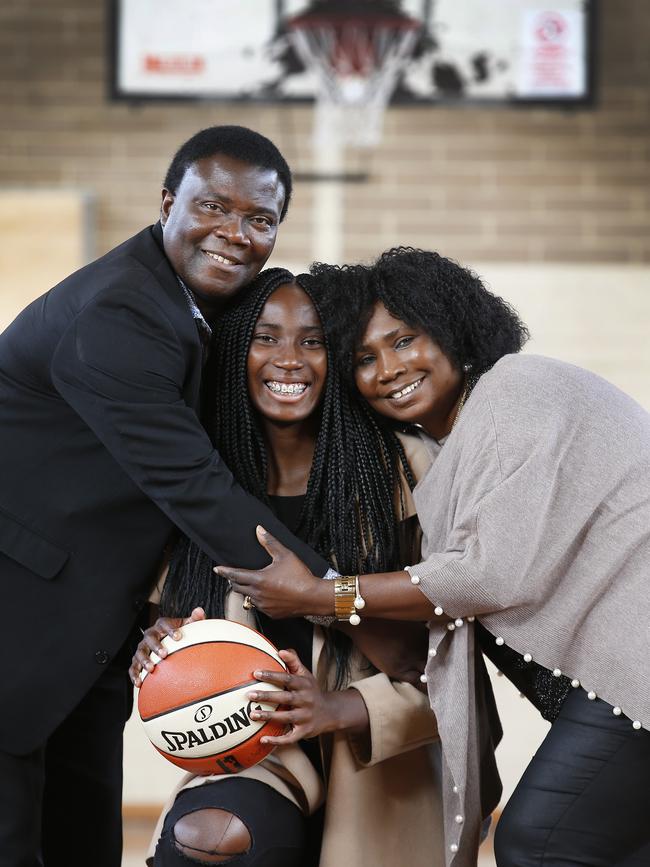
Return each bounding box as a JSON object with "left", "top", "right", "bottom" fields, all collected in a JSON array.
[
  {"left": 215, "top": 526, "right": 329, "bottom": 620},
  {"left": 247, "top": 648, "right": 351, "bottom": 745},
  {"left": 137, "top": 619, "right": 289, "bottom": 775},
  {"left": 129, "top": 607, "right": 206, "bottom": 687}
]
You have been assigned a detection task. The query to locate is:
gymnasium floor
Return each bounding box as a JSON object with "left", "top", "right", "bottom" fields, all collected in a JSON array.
[{"left": 121, "top": 814, "right": 497, "bottom": 866}]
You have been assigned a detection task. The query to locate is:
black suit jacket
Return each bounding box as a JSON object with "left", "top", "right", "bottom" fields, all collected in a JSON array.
[{"left": 0, "top": 224, "right": 330, "bottom": 755}]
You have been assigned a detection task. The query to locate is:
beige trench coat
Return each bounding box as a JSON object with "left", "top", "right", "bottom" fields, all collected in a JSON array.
[{"left": 146, "top": 435, "right": 444, "bottom": 867}]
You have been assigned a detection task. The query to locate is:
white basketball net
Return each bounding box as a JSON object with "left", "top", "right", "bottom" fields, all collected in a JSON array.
[{"left": 288, "top": 19, "right": 418, "bottom": 148}]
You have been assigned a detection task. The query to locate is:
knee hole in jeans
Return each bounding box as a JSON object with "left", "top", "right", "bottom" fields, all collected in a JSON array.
[{"left": 172, "top": 808, "right": 252, "bottom": 864}]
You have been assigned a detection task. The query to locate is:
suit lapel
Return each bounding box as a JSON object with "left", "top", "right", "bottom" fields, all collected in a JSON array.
[{"left": 132, "top": 224, "right": 205, "bottom": 412}]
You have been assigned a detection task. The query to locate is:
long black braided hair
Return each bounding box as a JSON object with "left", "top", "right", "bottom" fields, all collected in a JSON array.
[{"left": 160, "top": 267, "right": 416, "bottom": 685}]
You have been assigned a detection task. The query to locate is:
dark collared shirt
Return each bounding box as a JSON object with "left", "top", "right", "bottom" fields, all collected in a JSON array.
[{"left": 179, "top": 278, "right": 212, "bottom": 361}]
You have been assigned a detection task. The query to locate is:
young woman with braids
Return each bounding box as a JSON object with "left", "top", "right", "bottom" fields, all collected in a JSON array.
[
  {"left": 129, "top": 267, "right": 445, "bottom": 867},
  {"left": 220, "top": 248, "right": 650, "bottom": 867}
]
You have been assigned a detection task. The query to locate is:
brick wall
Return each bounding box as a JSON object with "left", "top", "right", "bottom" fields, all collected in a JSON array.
[{"left": 1, "top": 0, "right": 648, "bottom": 266}]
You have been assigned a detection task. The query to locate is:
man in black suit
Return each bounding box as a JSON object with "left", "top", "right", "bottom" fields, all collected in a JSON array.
[{"left": 0, "top": 126, "right": 333, "bottom": 867}]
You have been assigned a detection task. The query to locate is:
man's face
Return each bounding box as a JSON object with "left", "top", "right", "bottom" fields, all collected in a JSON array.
[{"left": 160, "top": 154, "right": 285, "bottom": 316}]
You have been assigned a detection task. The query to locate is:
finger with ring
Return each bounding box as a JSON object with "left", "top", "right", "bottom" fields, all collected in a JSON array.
[{"left": 242, "top": 595, "right": 255, "bottom": 610}]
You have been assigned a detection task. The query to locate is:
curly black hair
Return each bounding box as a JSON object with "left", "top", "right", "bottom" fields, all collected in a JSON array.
[
  {"left": 160, "top": 267, "right": 416, "bottom": 686},
  {"left": 312, "top": 246, "right": 529, "bottom": 378},
  {"left": 163, "top": 125, "right": 292, "bottom": 221}
]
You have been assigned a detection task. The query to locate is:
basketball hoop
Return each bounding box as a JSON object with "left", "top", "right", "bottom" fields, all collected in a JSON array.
[{"left": 287, "top": 1, "right": 420, "bottom": 149}]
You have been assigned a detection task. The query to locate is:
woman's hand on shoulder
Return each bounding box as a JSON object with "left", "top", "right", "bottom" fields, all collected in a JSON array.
[
  {"left": 247, "top": 649, "right": 369, "bottom": 745},
  {"left": 215, "top": 527, "right": 330, "bottom": 619},
  {"left": 129, "top": 606, "right": 205, "bottom": 687}
]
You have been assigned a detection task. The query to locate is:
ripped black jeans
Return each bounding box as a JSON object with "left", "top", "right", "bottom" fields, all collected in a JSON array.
[{"left": 154, "top": 777, "right": 322, "bottom": 867}]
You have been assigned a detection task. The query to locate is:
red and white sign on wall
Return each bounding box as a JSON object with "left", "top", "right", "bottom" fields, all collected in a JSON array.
[{"left": 517, "top": 9, "right": 586, "bottom": 97}]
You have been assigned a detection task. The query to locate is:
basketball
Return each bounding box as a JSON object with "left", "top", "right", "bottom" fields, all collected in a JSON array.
[{"left": 138, "top": 619, "right": 287, "bottom": 775}]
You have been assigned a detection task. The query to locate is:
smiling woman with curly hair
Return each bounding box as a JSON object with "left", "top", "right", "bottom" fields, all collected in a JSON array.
[
  {"left": 220, "top": 247, "right": 650, "bottom": 867},
  {"left": 311, "top": 247, "right": 529, "bottom": 389}
]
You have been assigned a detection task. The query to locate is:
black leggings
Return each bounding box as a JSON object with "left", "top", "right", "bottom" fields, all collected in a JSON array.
[
  {"left": 153, "top": 777, "right": 321, "bottom": 867},
  {"left": 494, "top": 688, "right": 650, "bottom": 866}
]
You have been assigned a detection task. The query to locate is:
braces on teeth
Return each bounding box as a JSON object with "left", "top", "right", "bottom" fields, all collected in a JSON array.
[{"left": 267, "top": 382, "right": 307, "bottom": 395}]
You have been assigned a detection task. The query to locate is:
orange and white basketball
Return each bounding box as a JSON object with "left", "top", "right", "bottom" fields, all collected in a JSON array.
[{"left": 138, "top": 619, "right": 287, "bottom": 775}]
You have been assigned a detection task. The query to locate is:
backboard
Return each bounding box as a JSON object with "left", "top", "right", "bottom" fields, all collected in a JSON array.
[{"left": 111, "top": 0, "right": 595, "bottom": 106}]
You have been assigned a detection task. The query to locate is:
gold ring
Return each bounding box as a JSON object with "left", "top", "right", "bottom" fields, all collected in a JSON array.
[{"left": 242, "top": 595, "right": 255, "bottom": 611}]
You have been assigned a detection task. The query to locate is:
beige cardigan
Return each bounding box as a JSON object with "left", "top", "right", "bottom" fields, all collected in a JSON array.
[
  {"left": 146, "top": 434, "right": 444, "bottom": 867},
  {"left": 409, "top": 354, "right": 650, "bottom": 867}
]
